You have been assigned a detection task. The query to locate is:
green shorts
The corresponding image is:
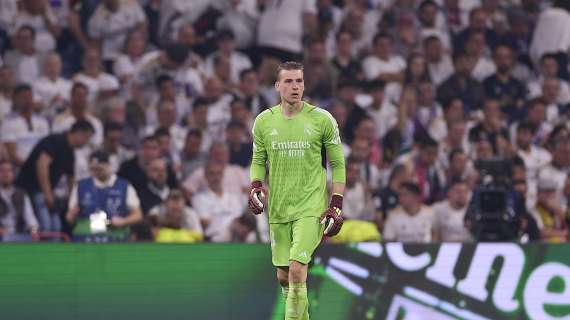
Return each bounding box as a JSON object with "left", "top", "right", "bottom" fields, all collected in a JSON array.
[{"left": 269, "top": 217, "right": 325, "bottom": 266}]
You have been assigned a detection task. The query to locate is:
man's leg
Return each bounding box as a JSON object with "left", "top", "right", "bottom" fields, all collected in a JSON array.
[
  {"left": 285, "top": 217, "right": 324, "bottom": 320},
  {"left": 285, "top": 261, "right": 309, "bottom": 320},
  {"left": 277, "top": 266, "right": 289, "bottom": 299}
]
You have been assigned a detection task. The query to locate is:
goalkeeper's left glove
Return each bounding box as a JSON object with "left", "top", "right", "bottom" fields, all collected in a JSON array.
[{"left": 320, "top": 194, "right": 344, "bottom": 236}]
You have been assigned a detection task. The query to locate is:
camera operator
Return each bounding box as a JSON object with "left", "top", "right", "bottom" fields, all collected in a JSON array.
[{"left": 465, "top": 157, "right": 537, "bottom": 241}]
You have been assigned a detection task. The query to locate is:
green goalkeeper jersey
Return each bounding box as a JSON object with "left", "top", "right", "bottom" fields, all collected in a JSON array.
[{"left": 250, "top": 102, "right": 346, "bottom": 223}]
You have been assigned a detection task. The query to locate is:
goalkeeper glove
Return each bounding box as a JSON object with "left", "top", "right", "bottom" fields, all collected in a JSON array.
[
  {"left": 248, "top": 181, "right": 265, "bottom": 215},
  {"left": 320, "top": 194, "right": 344, "bottom": 236}
]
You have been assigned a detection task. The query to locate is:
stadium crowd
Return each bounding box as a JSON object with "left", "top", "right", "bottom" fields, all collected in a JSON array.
[{"left": 0, "top": 0, "right": 569, "bottom": 243}]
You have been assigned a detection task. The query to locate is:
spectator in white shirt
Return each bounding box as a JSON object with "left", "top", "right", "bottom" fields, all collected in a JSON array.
[
  {"left": 527, "top": 53, "right": 570, "bottom": 105},
  {"left": 32, "top": 52, "right": 72, "bottom": 119},
  {"left": 1, "top": 84, "right": 50, "bottom": 167},
  {"left": 539, "top": 138, "right": 570, "bottom": 209},
  {"left": 143, "top": 99, "right": 187, "bottom": 154},
  {"left": 530, "top": 1, "right": 570, "bottom": 79},
  {"left": 432, "top": 179, "right": 472, "bottom": 242},
  {"left": 216, "top": 0, "right": 259, "bottom": 50},
  {"left": 383, "top": 182, "right": 434, "bottom": 242},
  {"left": 3, "top": 25, "right": 42, "bottom": 84},
  {"left": 343, "top": 159, "right": 374, "bottom": 221},
  {"left": 362, "top": 33, "right": 406, "bottom": 102},
  {"left": 364, "top": 80, "right": 397, "bottom": 140},
  {"left": 149, "top": 189, "right": 203, "bottom": 235},
  {"left": 113, "top": 29, "right": 157, "bottom": 84},
  {"left": 192, "top": 161, "right": 246, "bottom": 242},
  {"left": 205, "top": 30, "right": 252, "bottom": 85},
  {"left": 423, "top": 35, "right": 454, "bottom": 86},
  {"left": 88, "top": 0, "right": 147, "bottom": 64},
  {"left": 465, "top": 30, "right": 496, "bottom": 82},
  {"left": 11, "top": 0, "right": 61, "bottom": 53},
  {"left": 101, "top": 122, "right": 134, "bottom": 174},
  {"left": 73, "top": 46, "right": 120, "bottom": 105},
  {"left": 183, "top": 141, "right": 249, "bottom": 197}
]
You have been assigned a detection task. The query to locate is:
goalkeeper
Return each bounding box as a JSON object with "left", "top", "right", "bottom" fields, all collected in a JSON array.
[{"left": 249, "top": 61, "right": 346, "bottom": 319}]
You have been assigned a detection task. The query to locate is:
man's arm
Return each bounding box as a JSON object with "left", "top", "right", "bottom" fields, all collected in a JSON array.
[
  {"left": 112, "top": 184, "right": 143, "bottom": 227},
  {"left": 250, "top": 116, "right": 267, "bottom": 183},
  {"left": 4, "top": 142, "right": 24, "bottom": 167},
  {"left": 36, "top": 152, "right": 55, "bottom": 209}
]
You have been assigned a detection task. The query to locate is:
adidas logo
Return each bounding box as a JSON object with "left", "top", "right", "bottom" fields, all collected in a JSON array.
[
  {"left": 270, "top": 128, "right": 278, "bottom": 136},
  {"left": 299, "top": 251, "right": 308, "bottom": 259}
]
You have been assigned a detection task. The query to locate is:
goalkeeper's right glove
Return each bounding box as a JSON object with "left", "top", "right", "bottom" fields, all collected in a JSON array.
[{"left": 248, "top": 181, "right": 265, "bottom": 215}]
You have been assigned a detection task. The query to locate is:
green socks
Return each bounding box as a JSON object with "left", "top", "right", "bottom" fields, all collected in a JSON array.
[{"left": 285, "top": 282, "right": 308, "bottom": 320}]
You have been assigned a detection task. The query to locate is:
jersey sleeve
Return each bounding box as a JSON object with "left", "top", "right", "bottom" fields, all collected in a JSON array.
[
  {"left": 321, "top": 110, "right": 346, "bottom": 184},
  {"left": 250, "top": 115, "right": 267, "bottom": 182}
]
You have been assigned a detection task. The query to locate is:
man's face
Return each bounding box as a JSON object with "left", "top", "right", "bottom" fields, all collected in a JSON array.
[
  {"left": 141, "top": 140, "right": 160, "bottom": 162},
  {"left": 72, "top": 131, "right": 94, "bottom": 148},
  {"left": 516, "top": 129, "right": 532, "bottom": 149},
  {"left": 424, "top": 39, "right": 442, "bottom": 61},
  {"left": 159, "top": 80, "right": 176, "bottom": 100},
  {"left": 494, "top": 47, "right": 513, "bottom": 73},
  {"left": 483, "top": 100, "right": 501, "bottom": 120},
  {"left": 541, "top": 58, "right": 559, "bottom": 77},
  {"left": 184, "top": 135, "right": 201, "bottom": 156},
  {"left": 419, "top": 145, "right": 438, "bottom": 165},
  {"left": 308, "top": 42, "right": 326, "bottom": 64},
  {"left": 13, "top": 89, "right": 33, "bottom": 111},
  {"left": 71, "top": 87, "right": 88, "bottom": 111},
  {"left": 205, "top": 78, "right": 223, "bottom": 100},
  {"left": 90, "top": 159, "right": 111, "bottom": 181},
  {"left": 419, "top": 4, "right": 437, "bottom": 26},
  {"left": 16, "top": 28, "right": 34, "bottom": 53},
  {"left": 275, "top": 69, "right": 304, "bottom": 105},
  {"left": 209, "top": 145, "right": 229, "bottom": 164},
  {"left": 337, "top": 32, "right": 352, "bottom": 55},
  {"left": 240, "top": 71, "right": 258, "bottom": 95},
  {"left": 105, "top": 129, "right": 123, "bottom": 151},
  {"left": 398, "top": 188, "right": 419, "bottom": 211},
  {"left": 0, "top": 67, "right": 14, "bottom": 91},
  {"left": 83, "top": 48, "right": 101, "bottom": 71},
  {"left": 0, "top": 163, "right": 14, "bottom": 187},
  {"left": 350, "top": 140, "right": 369, "bottom": 162},
  {"left": 450, "top": 152, "right": 467, "bottom": 173},
  {"left": 448, "top": 183, "right": 470, "bottom": 208},
  {"left": 226, "top": 126, "right": 244, "bottom": 144},
  {"left": 528, "top": 104, "right": 545, "bottom": 124},
  {"left": 158, "top": 102, "right": 177, "bottom": 127},
  {"left": 374, "top": 38, "right": 392, "bottom": 59},
  {"left": 44, "top": 54, "right": 62, "bottom": 78},
  {"left": 346, "top": 162, "right": 361, "bottom": 186},
  {"left": 205, "top": 164, "right": 224, "bottom": 189},
  {"left": 146, "top": 159, "right": 167, "bottom": 185}
]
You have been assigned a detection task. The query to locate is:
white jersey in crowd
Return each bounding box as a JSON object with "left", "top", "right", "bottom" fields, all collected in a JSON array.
[
  {"left": 0, "top": 113, "right": 50, "bottom": 162},
  {"left": 10, "top": 8, "right": 58, "bottom": 53},
  {"left": 73, "top": 72, "right": 120, "bottom": 104},
  {"left": 431, "top": 200, "right": 472, "bottom": 242},
  {"left": 343, "top": 182, "right": 372, "bottom": 221},
  {"left": 32, "top": 76, "right": 72, "bottom": 110},
  {"left": 530, "top": 7, "right": 570, "bottom": 66},
  {"left": 383, "top": 205, "right": 433, "bottom": 243},
  {"left": 257, "top": 0, "right": 317, "bottom": 54},
  {"left": 88, "top": 0, "right": 147, "bottom": 60},
  {"left": 192, "top": 188, "right": 246, "bottom": 241}
]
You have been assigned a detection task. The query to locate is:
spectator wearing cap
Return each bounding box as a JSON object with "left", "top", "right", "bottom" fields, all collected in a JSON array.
[
  {"left": 483, "top": 44, "right": 526, "bottom": 123},
  {"left": 364, "top": 80, "right": 397, "bottom": 141},
  {"left": 436, "top": 51, "right": 485, "bottom": 114},
  {"left": 205, "top": 30, "right": 252, "bottom": 85},
  {"left": 88, "top": 0, "right": 147, "bottom": 67},
  {"left": 423, "top": 35, "right": 454, "bottom": 86},
  {"left": 32, "top": 52, "right": 72, "bottom": 119},
  {"left": 16, "top": 120, "right": 95, "bottom": 232},
  {"left": 1, "top": 84, "right": 49, "bottom": 167},
  {"left": 330, "top": 29, "right": 364, "bottom": 83},
  {"left": 0, "top": 159, "right": 38, "bottom": 242},
  {"left": 226, "top": 120, "right": 252, "bottom": 168},
  {"left": 3, "top": 25, "right": 42, "bottom": 84},
  {"left": 529, "top": 178, "right": 568, "bottom": 243},
  {"left": 72, "top": 46, "right": 120, "bottom": 104},
  {"left": 65, "top": 150, "right": 142, "bottom": 241},
  {"left": 383, "top": 182, "right": 434, "bottom": 243}
]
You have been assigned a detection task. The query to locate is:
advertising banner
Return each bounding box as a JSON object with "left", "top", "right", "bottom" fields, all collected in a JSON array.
[{"left": 0, "top": 243, "right": 568, "bottom": 320}]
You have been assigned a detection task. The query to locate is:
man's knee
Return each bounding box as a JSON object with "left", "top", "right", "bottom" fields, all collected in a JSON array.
[
  {"left": 288, "top": 260, "right": 307, "bottom": 283},
  {"left": 276, "top": 267, "right": 289, "bottom": 287}
]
